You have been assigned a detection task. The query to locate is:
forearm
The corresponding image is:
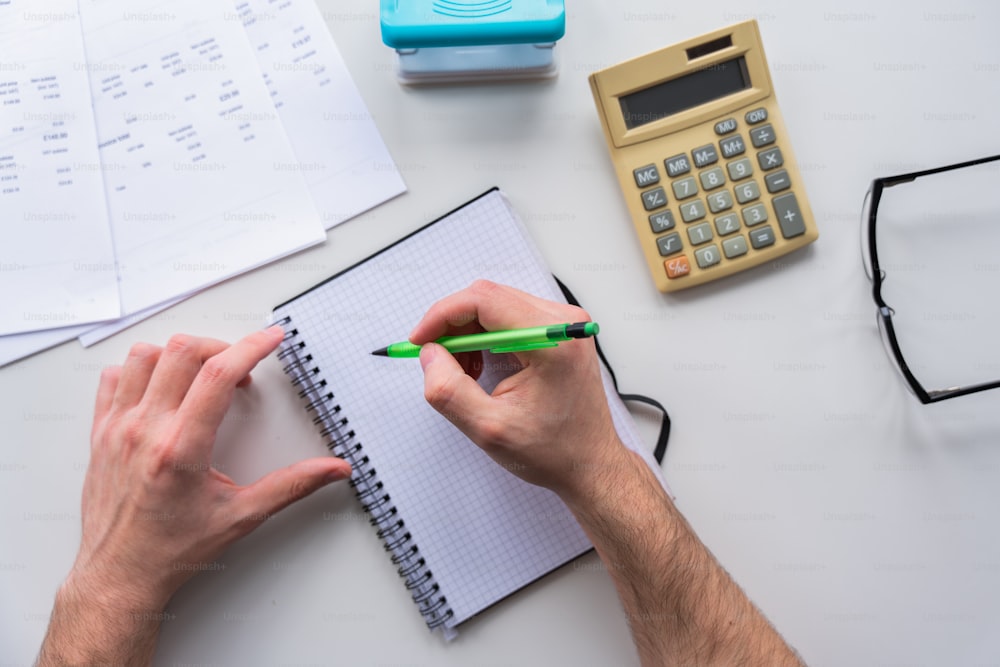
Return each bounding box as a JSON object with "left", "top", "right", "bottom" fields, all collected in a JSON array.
[
  {"left": 37, "top": 575, "right": 165, "bottom": 667},
  {"left": 562, "top": 448, "right": 802, "bottom": 667}
]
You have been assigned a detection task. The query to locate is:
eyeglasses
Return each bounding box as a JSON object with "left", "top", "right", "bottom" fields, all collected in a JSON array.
[{"left": 861, "top": 154, "right": 1000, "bottom": 404}]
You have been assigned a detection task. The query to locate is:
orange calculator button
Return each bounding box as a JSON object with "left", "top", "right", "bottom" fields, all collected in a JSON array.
[{"left": 665, "top": 256, "right": 691, "bottom": 279}]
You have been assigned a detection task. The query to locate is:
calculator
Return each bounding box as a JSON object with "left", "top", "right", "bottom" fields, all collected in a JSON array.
[{"left": 588, "top": 20, "right": 818, "bottom": 292}]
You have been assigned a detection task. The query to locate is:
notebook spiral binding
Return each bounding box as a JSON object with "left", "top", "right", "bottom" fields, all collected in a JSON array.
[{"left": 275, "top": 317, "right": 455, "bottom": 632}]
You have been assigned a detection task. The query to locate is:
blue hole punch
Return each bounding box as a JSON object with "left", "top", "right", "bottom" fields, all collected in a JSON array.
[{"left": 379, "top": 0, "right": 566, "bottom": 84}]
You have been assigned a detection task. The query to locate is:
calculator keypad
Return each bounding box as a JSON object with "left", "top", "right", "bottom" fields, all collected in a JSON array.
[{"left": 628, "top": 109, "right": 813, "bottom": 287}]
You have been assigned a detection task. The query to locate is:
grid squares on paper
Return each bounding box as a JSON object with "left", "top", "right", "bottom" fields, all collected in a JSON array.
[{"left": 274, "top": 190, "right": 646, "bottom": 627}]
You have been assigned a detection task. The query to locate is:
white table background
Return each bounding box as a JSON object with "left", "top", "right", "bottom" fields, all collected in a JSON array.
[{"left": 3, "top": 1, "right": 1000, "bottom": 665}]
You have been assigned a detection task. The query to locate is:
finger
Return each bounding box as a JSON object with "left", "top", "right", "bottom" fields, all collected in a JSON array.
[
  {"left": 419, "top": 343, "right": 497, "bottom": 439},
  {"left": 111, "top": 343, "right": 162, "bottom": 410},
  {"left": 174, "top": 326, "right": 284, "bottom": 455},
  {"left": 143, "top": 334, "right": 232, "bottom": 412},
  {"left": 409, "top": 280, "right": 587, "bottom": 344},
  {"left": 91, "top": 366, "right": 121, "bottom": 441},
  {"left": 232, "top": 457, "right": 351, "bottom": 528}
]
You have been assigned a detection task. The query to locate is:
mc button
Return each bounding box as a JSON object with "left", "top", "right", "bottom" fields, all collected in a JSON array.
[{"left": 633, "top": 164, "right": 660, "bottom": 188}]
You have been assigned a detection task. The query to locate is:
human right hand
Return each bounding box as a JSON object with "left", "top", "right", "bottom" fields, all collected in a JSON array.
[{"left": 409, "top": 280, "right": 629, "bottom": 501}]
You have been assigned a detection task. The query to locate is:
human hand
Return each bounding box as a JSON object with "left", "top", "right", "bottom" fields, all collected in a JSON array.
[
  {"left": 409, "top": 280, "right": 627, "bottom": 500},
  {"left": 68, "top": 326, "right": 351, "bottom": 612}
]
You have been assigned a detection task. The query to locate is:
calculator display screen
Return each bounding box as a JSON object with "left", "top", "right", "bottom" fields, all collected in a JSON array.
[{"left": 619, "top": 56, "right": 750, "bottom": 130}]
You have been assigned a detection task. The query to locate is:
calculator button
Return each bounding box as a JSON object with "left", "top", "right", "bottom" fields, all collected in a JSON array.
[
  {"left": 757, "top": 147, "right": 784, "bottom": 171},
  {"left": 773, "top": 192, "right": 806, "bottom": 238},
  {"left": 699, "top": 167, "right": 726, "bottom": 191},
  {"left": 656, "top": 232, "right": 683, "bottom": 256},
  {"left": 727, "top": 157, "right": 754, "bottom": 181},
  {"left": 707, "top": 190, "right": 733, "bottom": 213},
  {"left": 749, "top": 124, "right": 776, "bottom": 147},
  {"left": 687, "top": 222, "right": 714, "bottom": 245},
  {"left": 641, "top": 186, "right": 668, "bottom": 211},
  {"left": 741, "top": 203, "right": 769, "bottom": 226},
  {"left": 749, "top": 225, "right": 776, "bottom": 249},
  {"left": 633, "top": 164, "right": 660, "bottom": 188},
  {"left": 734, "top": 180, "right": 760, "bottom": 204},
  {"left": 664, "top": 255, "right": 691, "bottom": 279},
  {"left": 680, "top": 199, "right": 707, "bottom": 223},
  {"left": 745, "top": 107, "right": 768, "bottom": 124},
  {"left": 695, "top": 245, "right": 722, "bottom": 269},
  {"left": 671, "top": 176, "right": 698, "bottom": 200},
  {"left": 692, "top": 144, "right": 719, "bottom": 168},
  {"left": 719, "top": 135, "right": 746, "bottom": 159},
  {"left": 714, "top": 118, "right": 738, "bottom": 135},
  {"left": 764, "top": 169, "right": 791, "bottom": 193},
  {"left": 723, "top": 235, "right": 749, "bottom": 258},
  {"left": 714, "top": 212, "right": 741, "bottom": 236},
  {"left": 664, "top": 154, "right": 692, "bottom": 177},
  {"left": 649, "top": 210, "right": 676, "bottom": 233}
]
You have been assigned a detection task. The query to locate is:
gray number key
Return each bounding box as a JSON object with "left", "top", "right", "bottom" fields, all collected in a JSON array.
[
  {"left": 734, "top": 180, "right": 760, "bottom": 204},
  {"left": 680, "top": 198, "right": 707, "bottom": 223},
  {"left": 741, "top": 202, "right": 768, "bottom": 226},
  {"left": 707, "top": 189, "right": 733, "bottom": 213},
  {"left": 671, "top": 176, "right": 698, "bottom": 200},
  {"left": 773, "top": 192, "right": 806, "bottom": 238},
  {"left": 714, "top": 212, "right": 741, "bottom": 236},
  {"left": 727, "top": 157, "right": 753, "bottom": 181},
  {"left": 687, "top": 222, "right": 714, "bottom": 245},
  {"left": 699, "top": 167, "right": 726, "bottom": 191},
  {"left": 695, "top": 244, "right": 722, "bottom": 269}
]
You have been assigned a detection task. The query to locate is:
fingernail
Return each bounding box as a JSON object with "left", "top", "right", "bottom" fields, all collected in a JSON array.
[
  {"left": 266, "top": 324, "right": 284, "bottom": 337},
  {"left": 325, "top": 468, "right": 351, "bottom": 484},
  {"left": 419, "top": 344, "right": 436, "bottom": 371}
]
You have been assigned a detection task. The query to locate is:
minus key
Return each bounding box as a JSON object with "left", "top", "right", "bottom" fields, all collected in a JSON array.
[{"left": 764, "top": 169, "right": 791, "bottom": 193}]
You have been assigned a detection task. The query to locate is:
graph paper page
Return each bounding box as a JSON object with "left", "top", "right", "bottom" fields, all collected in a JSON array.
[{"left": 274, "top": 189, "right": 660, "bottom": 628}]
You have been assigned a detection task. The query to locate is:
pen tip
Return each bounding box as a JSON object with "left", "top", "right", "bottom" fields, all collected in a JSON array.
[{"left": 371, "top": 347, "right": 389, "bottom": 357}]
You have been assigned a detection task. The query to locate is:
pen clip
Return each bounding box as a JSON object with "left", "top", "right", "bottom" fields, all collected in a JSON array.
[{"left": 489, "top": 342, "right": 560, "bottom": 354}]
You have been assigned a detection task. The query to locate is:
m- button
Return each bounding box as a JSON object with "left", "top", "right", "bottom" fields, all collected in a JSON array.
[{"left": 692, "top": 144, "right": 719, "bottom": 168}]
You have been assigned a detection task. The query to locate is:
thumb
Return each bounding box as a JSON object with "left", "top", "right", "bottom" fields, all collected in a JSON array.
[
  {"left": 419, "top": 343, "right": 494, "bottom": 440},
  {"left": 236, "top": 457, "right": 352, "bottom": 522}
]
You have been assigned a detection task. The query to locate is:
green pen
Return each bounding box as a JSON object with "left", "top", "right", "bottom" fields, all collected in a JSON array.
[{"left": 371, "top": 321, "right": 600, "bottom": 358}]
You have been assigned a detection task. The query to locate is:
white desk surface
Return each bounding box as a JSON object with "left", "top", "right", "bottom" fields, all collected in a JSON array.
[{"left": 3, "top": 1, "right": 1000, "bottom": 665}]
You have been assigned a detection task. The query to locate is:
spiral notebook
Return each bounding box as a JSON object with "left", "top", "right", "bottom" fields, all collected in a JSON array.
[{"left": 272, "top": 189, "right": 667, "bottom": 637}]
